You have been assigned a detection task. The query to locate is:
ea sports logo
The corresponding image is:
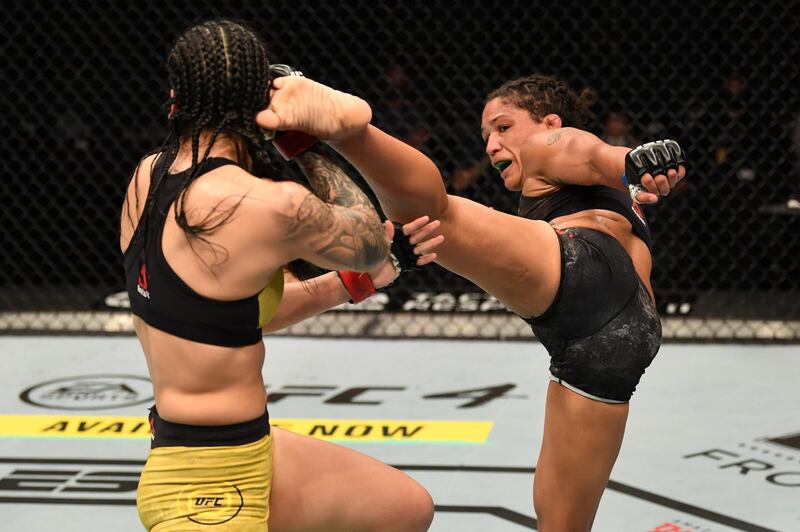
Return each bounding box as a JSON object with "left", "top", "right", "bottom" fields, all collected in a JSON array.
[{"left": 20, "top": 375, "right": 152, "bottom": 410}]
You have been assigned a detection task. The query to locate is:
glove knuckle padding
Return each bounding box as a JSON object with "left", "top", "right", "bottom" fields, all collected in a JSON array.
[
  {"left": 625, "top": 139, "right": 687, "bottom": 185},
  {"left": 268, "top": 64, "right": 303, "bottom": 78},
  {"left": 625, "top": 150, "right": 649, "bottom": 184},
  {"left": 665, "top": 139, "right": 687, "bottom": 168},
  {"left": 652, "top": 145, "right": 668, "bottom": 175}
]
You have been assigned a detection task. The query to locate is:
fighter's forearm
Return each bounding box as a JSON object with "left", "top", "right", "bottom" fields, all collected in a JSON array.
[{"left": 262, "top": 272, "right": 349, "bottom": 333}]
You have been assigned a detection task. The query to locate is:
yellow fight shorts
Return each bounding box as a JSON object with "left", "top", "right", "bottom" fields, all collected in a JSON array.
[{"left": 136, "top": 407, "right": 273, "bottom": 531}]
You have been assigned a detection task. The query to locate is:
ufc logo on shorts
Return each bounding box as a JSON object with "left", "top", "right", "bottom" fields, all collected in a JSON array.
[{"left": 195, "top": 496, "right": 224, "bottom": 507}]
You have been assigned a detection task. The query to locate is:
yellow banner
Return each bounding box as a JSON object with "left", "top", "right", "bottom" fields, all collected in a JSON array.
[{"left": 0, "top": 415, "right": 492, "bottom": 443}]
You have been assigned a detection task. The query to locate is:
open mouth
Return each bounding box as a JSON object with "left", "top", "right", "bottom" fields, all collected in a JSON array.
[{"left": 494, "top": 160, "right": 511, "bottom": 172}]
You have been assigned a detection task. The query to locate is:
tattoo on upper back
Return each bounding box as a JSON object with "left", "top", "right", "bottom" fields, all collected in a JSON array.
[
  {"left": 292, "top": 151, "right": 388, "bottom": 269},
  {"left": 546, "top": 132, "right": 562, "bottom": 145}
]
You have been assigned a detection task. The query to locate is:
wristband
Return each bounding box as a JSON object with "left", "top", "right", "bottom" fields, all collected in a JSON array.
[
  {"left": 336, "top": 270, "right": 376, "bottom": 303},
  {"left": 273, "top": 130, "right": 319, "bottom": 160},
  {"left": 621, "top": 172, "right": 630, "bottom": 187}
]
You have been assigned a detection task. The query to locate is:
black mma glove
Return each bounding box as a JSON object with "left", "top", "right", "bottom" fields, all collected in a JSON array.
[
  {"left": 390, "top": 221, "right": 420, "bottom": 271},
  {"left": 623, "top": 139, "right": 686, "bottom": 202},
  {"left": 266, "top": 63, "right": 319, "bottom": 160},
  {"left": 269, "top": 63, "right": 304, "bottom": 79}
]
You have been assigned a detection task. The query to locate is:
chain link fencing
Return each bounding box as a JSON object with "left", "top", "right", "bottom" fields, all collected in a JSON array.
[{"left": 3, "top": 1, "right": 799, "bottom": 341}]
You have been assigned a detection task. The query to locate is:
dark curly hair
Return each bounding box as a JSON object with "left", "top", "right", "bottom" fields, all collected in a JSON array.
[{"left": 486, "top": 74, "right": 597, "bottom": 128}]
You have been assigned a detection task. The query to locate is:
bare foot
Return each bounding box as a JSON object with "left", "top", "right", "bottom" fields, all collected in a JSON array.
[{"left": 256, "top": 77, "right": 372, "bottom": 140}]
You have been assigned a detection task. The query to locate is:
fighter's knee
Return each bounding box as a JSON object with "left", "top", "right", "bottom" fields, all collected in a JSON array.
[{"left": 401, "top": 484, "right": 434, "bottom": 531}]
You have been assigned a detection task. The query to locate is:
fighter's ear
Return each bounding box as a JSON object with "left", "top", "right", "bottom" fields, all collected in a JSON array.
[{"left": 543, "top": 113, "right": 562, "bottom": 129}]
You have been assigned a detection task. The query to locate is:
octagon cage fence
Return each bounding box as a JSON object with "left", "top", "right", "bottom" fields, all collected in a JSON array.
[{"left": 2, "top": 1, "right": 799, "bottom": 342}]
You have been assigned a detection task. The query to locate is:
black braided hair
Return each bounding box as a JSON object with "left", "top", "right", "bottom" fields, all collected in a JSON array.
[
  {"left": 126, "top": 19, "right": 319, "bottom": 279},
  {"left": 486, "top": 74, "right": 597, "bottom": 128},
  {"left": 166, "top": 19, "right": 273, "bottom": 237},
  {"left": 127, "top": 19, "right": 275, "bottom": 269}
]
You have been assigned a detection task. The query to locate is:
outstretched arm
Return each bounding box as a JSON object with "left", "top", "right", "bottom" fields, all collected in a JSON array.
[
  {"left": 262, "top": 271, "right": 348, "bottom": 333},
  {"left": 521, "top": 128, "right": 686, "bottom": 203}
]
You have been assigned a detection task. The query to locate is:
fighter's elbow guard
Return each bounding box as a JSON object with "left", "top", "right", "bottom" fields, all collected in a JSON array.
[{"left": 267, "top": 64, "right": 319, "bottom": 160}]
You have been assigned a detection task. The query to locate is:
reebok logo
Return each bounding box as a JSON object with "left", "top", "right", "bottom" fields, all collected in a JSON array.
[{"left": 137, "top": 263, "right": 150, "bottom": 299}]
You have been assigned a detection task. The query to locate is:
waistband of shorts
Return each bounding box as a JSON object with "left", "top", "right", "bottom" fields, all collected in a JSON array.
[{"left": 149, "top": 406, "right": 270, "bottom": 448}]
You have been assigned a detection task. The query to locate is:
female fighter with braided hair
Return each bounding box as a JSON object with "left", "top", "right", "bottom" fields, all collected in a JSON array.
[
  {"left": 120, "top": 19, "right": 440, "bottom": 531},
  {"left": 260, "top": 73, "right": 686, "bottom": 531}
]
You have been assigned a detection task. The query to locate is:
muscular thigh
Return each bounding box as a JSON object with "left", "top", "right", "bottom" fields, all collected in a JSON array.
[
  {"left": 436, "top": 195, "right": 561, "bottom": 317},
  {"left": 268, "top": 427, "right": 429, "bottom": 532}
]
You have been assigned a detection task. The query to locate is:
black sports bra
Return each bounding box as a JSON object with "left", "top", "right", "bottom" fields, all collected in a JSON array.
[
  {"left": 123, "top": 154, "right": 283, "bottom": 347},
  {"left": 517, "top": 185, "right": 652, "bottom": 250}
]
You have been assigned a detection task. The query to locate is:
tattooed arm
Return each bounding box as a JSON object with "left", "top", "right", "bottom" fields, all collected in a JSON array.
[
  {"left": 519, "top": 127, "right": 631, "bottom": 190},
  {"left": 295, "top": 151, "right": 373, "bottom": 209},
  {"left": 280, "top": 151, "right": 389, "bottom": 272}
]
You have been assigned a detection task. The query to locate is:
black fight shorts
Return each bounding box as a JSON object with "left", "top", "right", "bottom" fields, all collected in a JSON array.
[{"left": 524, "top": 227, "right": 662, "bottom": 402}]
